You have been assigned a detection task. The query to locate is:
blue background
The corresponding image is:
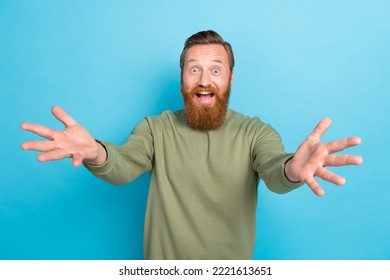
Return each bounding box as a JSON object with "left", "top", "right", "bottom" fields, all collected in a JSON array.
[{"left": 1, "top": 0, "right": 389, "bottom": 260}]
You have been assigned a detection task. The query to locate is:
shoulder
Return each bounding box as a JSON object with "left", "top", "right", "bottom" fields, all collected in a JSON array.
[
  {"left": 226, "top": 109, "right": 281, "bottom": 139},
  {"left": 144, "top": 110, "right": 186, "bottom": 129},
  {"left": 227, "top": 109, "right": 270, "bottom": 129},
  {"left": 145, "top": 110, "right": 182, "bottom": 122}
]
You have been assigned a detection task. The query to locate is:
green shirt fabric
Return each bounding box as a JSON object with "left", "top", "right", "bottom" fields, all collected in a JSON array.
[{"left": 85, "top": 109, "right": 303, "bottom": 259}]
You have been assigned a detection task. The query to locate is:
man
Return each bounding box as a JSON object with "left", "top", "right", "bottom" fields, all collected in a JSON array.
[{"left": 21, "top": 30, "right": 363, "bottom": 260}]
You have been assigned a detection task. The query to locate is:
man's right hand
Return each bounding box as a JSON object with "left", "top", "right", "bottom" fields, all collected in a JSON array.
[{"left": 21, "top": 106, "right": 107, "bottom": 167}]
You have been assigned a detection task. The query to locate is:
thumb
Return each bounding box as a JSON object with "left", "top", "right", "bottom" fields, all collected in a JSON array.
[{"left": 72, "top": 153, "right": 84, "bottom": 167}]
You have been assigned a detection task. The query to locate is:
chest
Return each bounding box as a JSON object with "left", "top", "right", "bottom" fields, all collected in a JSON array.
[{"left": 153, "top": 127, "right": 255, "bottom": 180}]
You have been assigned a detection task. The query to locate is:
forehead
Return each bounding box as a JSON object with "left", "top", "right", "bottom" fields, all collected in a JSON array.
[{"left": 184, "top": 44, "right": 229, "bottom": 65}]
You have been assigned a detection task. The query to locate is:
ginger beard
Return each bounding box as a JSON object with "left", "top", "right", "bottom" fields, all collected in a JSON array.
[{"left": 181, "top": 85, "right": 231, "bottom": 131}]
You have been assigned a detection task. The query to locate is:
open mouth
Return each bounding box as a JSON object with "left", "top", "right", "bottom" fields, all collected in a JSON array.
[
  {"left": 196, "top": 91, "right": 215, "bottom": 98},
  {"left": 194, "top": 91, "right": 216, "bottom": 106}
]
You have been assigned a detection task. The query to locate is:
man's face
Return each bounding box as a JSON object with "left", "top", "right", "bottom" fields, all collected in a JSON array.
[{"left": 181, "top": 44, "right": 234, "bottom": 130}]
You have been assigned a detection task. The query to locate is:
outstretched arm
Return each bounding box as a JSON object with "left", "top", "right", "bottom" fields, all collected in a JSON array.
[
  {"left": 21, "top": 106, "right": 107, "bottom": 167},
  {"left": 284, "top": 118, "right": 363, "bottom": 196}
]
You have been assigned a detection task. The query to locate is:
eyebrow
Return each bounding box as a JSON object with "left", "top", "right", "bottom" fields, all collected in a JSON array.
[{"left": 187, "top": 59, "right": 224, "bottom": 64}]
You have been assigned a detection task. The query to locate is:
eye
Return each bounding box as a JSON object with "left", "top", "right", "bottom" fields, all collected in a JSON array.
[
  {"left": 190, "top": 67, "right": 199, "bottom": 73},
  {"left": 212, "top": 68, "right": 220, "bottom": 75}
]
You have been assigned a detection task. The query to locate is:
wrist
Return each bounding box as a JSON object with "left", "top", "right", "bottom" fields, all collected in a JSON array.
[
  {"left": 85, "top": 141, "right": 107, "bottom": 166},
  {"left": 284, "top": 156, "right": 301, "bottom": 183}
]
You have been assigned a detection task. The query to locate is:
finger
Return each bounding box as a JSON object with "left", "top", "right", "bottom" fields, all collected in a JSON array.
[
  {"left": 324, "top": 154, "right": 364, "bottom": 166},
  {"left": 37, "top": 149, "right": 71, "bottom": 162},
  {"left": 327, "top": 137, "right": 362, "bottom": 154},
  {"left": 21, "top": 140, "right": 57, "bottom": 152},
  {"left": 306, "top": 177, "right": 325, "bottom": 196},
  {"left": 315, "top": 166, "right": 346, "bottom": 186},
  {"left": 51, "top": 106, "right": 78, "bottom": 128},
  {"left": 307, "top": 118, "right": 332, "bottom": 142},
  {"left": 20, "top": 123, "right": 55, "bottom": 140}
]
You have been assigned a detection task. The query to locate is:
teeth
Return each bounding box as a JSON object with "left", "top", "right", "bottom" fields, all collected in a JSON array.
[{"left": 195, "top": 91, "right": 215, "bottom": 98}]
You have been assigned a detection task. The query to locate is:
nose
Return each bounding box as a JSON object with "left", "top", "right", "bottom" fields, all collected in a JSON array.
[{"left": 198, "top": 71, "right": 211, "bottom": 87}]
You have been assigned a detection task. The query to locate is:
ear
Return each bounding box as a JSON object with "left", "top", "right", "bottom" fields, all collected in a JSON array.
[{"left": 230, "top": 72, "right": 234, "bottom": 86}]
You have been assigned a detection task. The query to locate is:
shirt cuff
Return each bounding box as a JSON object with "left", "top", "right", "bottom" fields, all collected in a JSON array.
[
  {"left": 83, "top": 140, "right": 116, "bottom": 175},
  {"left": 280, "top": 154, "right": 304, "bottom": 190}
]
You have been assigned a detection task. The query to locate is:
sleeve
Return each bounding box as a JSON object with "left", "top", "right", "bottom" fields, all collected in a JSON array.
[
  {"left": 252, "top": 122, "right": 304, "bottom": 194},
  {"left": 84, "top": 118, "right": 154, "bottom": 186}
]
